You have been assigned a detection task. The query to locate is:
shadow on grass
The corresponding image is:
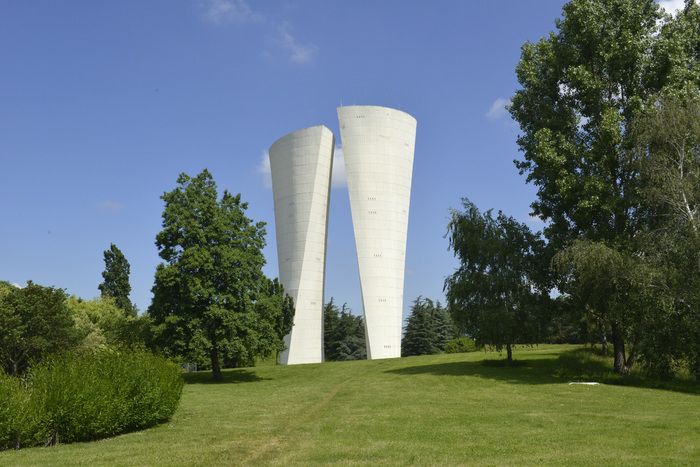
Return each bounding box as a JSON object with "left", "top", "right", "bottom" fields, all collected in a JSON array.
[
  {"left": 388, "top": 348, "right": 700, "bottom": 395},
  {"left": 183, "top": 369, "right": 268, "bottom": 385},
  {"left": 387, "top": 357, "right": 561, "bottom": 385}
]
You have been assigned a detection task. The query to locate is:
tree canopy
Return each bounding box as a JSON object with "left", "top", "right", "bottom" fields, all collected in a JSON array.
[
  {"left": 323, "top": 299, "right": 366, "bottom": 361},
  {"left": 98, "top": 244, "right": 135, "bottom": 315},
  {"left": 402, "top": 297, "right": 454, "bottom": 357},
  {"left": 148, "top": 169, "right": 292, "bottom": 380},
  {"left": 445, "top": 199, "right": 547, "bottom": 362},
  {"left": 0, "top": 282, "right": 77, "bottom": 375}
]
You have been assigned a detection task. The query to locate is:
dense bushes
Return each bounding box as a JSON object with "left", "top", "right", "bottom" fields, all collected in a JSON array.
[
  {"left": 0, "top": 282, "right": 78, "bottom": 375},
  {"left": 445, "top": 337, "right": 479, "bottom": 354},
  {"left": 0, "top": 349, "right": 183, "bottom": 450}
]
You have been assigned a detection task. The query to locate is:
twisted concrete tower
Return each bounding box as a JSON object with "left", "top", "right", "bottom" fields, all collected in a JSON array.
[
  {"left": 337, "top": 105, "right": 416, "bottom": 359},
  {"left": 268, "top": 125, "right": 334, "bottom": 364}
]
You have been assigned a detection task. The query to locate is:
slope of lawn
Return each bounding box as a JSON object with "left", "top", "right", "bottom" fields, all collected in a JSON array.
[{"left": 1, "top": 345, "right": 698, "bottom": 465}]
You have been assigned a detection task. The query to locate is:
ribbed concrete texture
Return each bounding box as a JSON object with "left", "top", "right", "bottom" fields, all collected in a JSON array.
[
  {"left": 337, "top": 105, "right": 416, "bottom": 359},
  {"left": 269, "top": 125, "right": 334, "bottom": 364}
]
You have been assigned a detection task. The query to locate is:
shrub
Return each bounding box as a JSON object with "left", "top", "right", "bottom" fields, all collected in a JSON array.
[
  {"left": 445, "top": 336, "right": 478, "bottom": 354},
  {"left": 0, "top": 348, "right": 183, "bottom": 450},
  {"left": 0, "top": 373, "right": 29, "bottom": 450}
]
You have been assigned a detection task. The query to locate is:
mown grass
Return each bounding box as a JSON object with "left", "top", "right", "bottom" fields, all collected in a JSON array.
[{"left": 1, "top": 345, "right": 698, "bottom": 465}]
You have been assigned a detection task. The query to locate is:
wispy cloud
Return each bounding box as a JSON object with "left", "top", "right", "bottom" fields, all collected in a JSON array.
[
  {"left": 486, "top": 97, "right": 511, "bottom": 121},
  {"left": 97, "top": 200, "right": 123, "bottom": 212},
  {"left": 258, "top": 151, "right": 272, "bottom": 188},
  {"left": 276, "top": 24, "right": 317, "bottom": 65},
  {"left": 199, "top": 0, "right": 261, "bottom": 25},
  {"left": 259, "top": 146, "right": 346, "bottom": 189},
  {"left": 331, "top": 146, "right": 346, "bottom": 188},
  {"left": 11, "top": 282, "right": 23, "bottom": 289},
  {"left": 198, "top": 1, "right": 318, "bottom": 65},
  {"left": 657, "top": 0, "right": 687, "bottom": 14}
]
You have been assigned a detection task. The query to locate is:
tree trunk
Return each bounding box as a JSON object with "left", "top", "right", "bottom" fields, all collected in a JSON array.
[
  {"left": 601, "top": 333, "right": 608, "bottom": 356},
  {"left": 623, "top": 350, "right": 637, "bottom": 375},
  {"left": 210, "top": 344, "right": 222, "bottom": 381},
  {"left": 506, "top": 343, "right": 513, "bottom": 364},
  {"left": 611, "top": 325, "right": 625, "bottom": 374}
]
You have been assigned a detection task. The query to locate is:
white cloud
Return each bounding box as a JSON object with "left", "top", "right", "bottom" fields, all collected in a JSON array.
[
  {"left": 331, "top": 146, "right": 346, "bottom": 188},
  {"left": 276, "top": 25, "right": 317, "bottom": 65},
  {"left": 97, "top": 200, "right": 123, "bottom": 212},
  {"left": 11, "top": 282, "right": 22, "bottom": 289},
  {"left": 200, "top": 0, "right": 261, "bottom": 25},
  {"left": 259, "top": 146, "right": 346, "bottom": 189},
  {"left": 486, "top": 97, "right": 511, "bottom": 121},
  {"left": 198, "top": 1, "right": 317, "bottom": 66},
  {"left": 657, "top": 0, "right": 687, "bottom": 14},
  {"left": 257, "top": 151, "right": 272, "bottom": 188}
]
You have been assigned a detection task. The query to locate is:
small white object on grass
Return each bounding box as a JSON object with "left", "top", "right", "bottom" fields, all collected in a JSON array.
[{"left": 568, "top": 382, "right": 600, "bottom": 385}]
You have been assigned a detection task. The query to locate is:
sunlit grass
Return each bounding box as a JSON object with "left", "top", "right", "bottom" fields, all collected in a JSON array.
[{"left": 1, "top": 344, "right": 698, "bottom": 465}]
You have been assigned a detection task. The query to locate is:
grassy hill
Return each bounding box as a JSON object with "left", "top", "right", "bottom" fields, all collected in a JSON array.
[{"left": 1, "top": 345, "right": 698, "bottom": 465}]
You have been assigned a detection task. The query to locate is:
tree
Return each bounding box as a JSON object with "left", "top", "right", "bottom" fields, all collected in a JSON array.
[
  {"left": 148, "top": 169, "right": 282, "bottom": 380},
  {"left": 323, "top": 298, "right": 341, "bottom": 360},
  {"left": 401, "top": 297, "right": 454, "bottom": 357},
  {"left": 67, "top": 296, "right": 149, "bottom": 349},
  {"left": 98, "top": 244, "right": 135, "bottom": 315},
  {"left": 0, "top": 282, "right": 77, "bottom": 375},
  {"left": 251, "top": 278, "right": 295, "bottom": 366},
  {"left": 508, "top": 0, "right": 672, "bottom": 373},
  {"left": 552, "top": 240, "right": 670, "bottom": 374},
  {"left": 633, "top": 94, "right": 700, "bottom": 378},
  {"left": 323, "top": 300, "right": 366, "bottom": 361},
  {"left": 445, "top": 199, "right": 546, "bottom": 363}
]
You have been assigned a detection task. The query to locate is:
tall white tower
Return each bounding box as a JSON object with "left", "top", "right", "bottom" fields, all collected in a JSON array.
[
  {"left": 268, "top": 125, "right": 334, "bottom": 364},
  {"left": 337, "top": 105, "right": 416, "bottom": 359}
]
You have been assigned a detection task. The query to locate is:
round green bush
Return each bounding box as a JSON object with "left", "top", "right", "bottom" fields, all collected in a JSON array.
[
  {"left": 445, "top": 336, "right": 479, "bottom": 354},
  {"left": 0, "top": 348, "right": 183, "bottom": 450}
]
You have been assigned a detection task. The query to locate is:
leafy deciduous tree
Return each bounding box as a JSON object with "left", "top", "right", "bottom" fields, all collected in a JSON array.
[
  {"left": 445, "top": 199, "right": 547, "bottom": 363},
  {"left": 148, "top": 170, "right": 283, "bottom": 380},
  {"left": 0, "top": 282, "right": 77, "bottom": 375}
]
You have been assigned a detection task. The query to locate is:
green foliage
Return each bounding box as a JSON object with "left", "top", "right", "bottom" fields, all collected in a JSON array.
[
  {"left": 148, "top": 170, "right": 288, "bottom": 380},
  {"left": 98, "top": 244, "right": 135, "bottom": 315},
  {"left": 444, "top": 336, "right": 478, "bottom": 354},
  {"left": 323, "top": 299, "right": 366, "bottom": 361},
  {"left": 401, "top": 296, "right": 455, "bottom": 356},
  {"left": 0, "top": 373, "right": 34, "bottom": 451},
  {"left": 242, "top": 277, "right": 295, "bottom": 366},
  {"left": 632, "top": 94, "right": 700, "bottom": 379},
  {"left": 553, "top": 240, "right": 671, "bottom": 374},
  {"left": 510, "top": 0, "right": 661, "bottom": 249},
  {"left": 445, "top": 199, "right": 547, "bottom": 361},
  {"left": 67, "top": 296, "right": 149, "bottom": 349},
  {"left": 0, "top": 282, "right": 77, "bottom": 375},
  {"left": 509, "top": 0, "right": 700, "bottom": 376},
  {"left": 0, "top": 349, "right": 183, "bottom": 450}
]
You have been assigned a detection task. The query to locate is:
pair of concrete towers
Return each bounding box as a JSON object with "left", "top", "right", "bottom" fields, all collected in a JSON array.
[{"left": 268, "top": 105, "right": 416, "bottom": 364}]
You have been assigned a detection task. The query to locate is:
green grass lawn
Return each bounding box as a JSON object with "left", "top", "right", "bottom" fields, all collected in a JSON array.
[{"left": 2, "top": 345, "right": 698, "bottom": 465}]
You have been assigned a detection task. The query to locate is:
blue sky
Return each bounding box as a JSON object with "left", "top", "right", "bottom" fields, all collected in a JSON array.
[{"left": 0, "top": 0, "right": 682, "bottom": 315}]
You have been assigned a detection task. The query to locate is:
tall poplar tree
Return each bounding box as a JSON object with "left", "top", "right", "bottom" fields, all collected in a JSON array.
[
  {"left": 98, "top": 244, "right": 135, "bottom": 315},
  {"left": 509, "top": 0, "right": 663, "bottom": 373}
]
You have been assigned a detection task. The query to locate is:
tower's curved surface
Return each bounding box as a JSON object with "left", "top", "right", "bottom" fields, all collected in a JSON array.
[
  {"left": 337, "top": 106, "right": 416, "bottom": 359},
  {"left": 269, "top": 125, "right": 334, "bottom": 364}
]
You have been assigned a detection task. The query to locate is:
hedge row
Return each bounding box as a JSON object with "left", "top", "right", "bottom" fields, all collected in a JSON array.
[{"left": 0, "top": 349, "right": 183, "bottom": 450}]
